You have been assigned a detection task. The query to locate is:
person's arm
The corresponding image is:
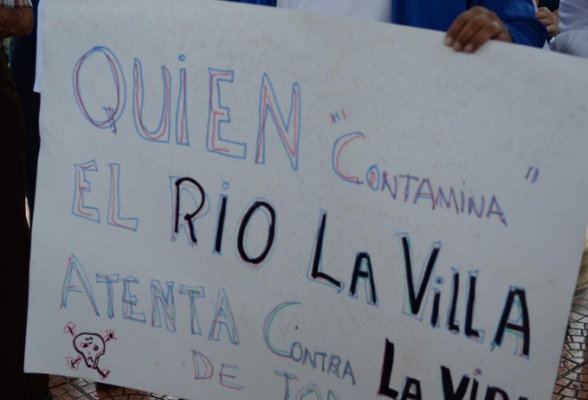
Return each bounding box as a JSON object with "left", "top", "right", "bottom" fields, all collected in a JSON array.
[
  {"left": 0, "top": 7, "right": 34, "bottom": 39},
  {"left": 502, "top": 17, "right": 549, "bottom": 47},
  {"left": 445, "top": 0, "right": 549, "bottom": 53}
]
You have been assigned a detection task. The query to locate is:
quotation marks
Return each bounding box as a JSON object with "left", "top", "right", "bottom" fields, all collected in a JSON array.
[
  {"left": 330, "top": 110, "right": 347, "bottom": 124},
  {"left": 525, "top": 167, "right": 539, "bottom": 184}
]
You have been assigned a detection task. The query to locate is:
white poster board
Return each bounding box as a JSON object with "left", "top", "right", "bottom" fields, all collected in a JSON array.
[{"left": 26, "top": 1, "right": 588, "bottom": 399}]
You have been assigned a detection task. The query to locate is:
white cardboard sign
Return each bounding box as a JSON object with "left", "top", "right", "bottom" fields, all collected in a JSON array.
[{"left": 25, "top": 1, "right": 588, "bottom": 399}]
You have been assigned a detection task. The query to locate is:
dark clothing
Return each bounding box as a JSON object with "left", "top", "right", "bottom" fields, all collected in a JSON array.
[
  {"left": 539, "top": 0, "right": 560, "bottom": 12},
  {"left": 24, "top": 0, "right": 40, "bottom": 40},
  {"left": 393, "top": 0, "right": 548, "bottom": 47},
  {"left": 0, "top": 50, "right": 47, "bottom": 400},
  {"left": 9, "top": 36, "right": 40, "bottom": 221}
]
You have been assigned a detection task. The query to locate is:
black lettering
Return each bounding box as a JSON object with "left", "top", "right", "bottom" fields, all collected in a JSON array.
[
  {"left": 349, "top": 252, "right": 377, "bottom": 305},
  {"left": 378, "top": 339, "right": 399, "bottom": 399},
  {"left": 448, "top": 271, "right": 460, "bottom": 334},
  {"left": 441, "top": 366, "right": 469, "bottom": 400},
  {"left": 309, "top": 211, "right": 343, "bottom": 289},
  {"left": 493, "top": 289, "right": 530, "bottom": 357},
  {"left": 431, "top": 290, "right": 440, "bottom": 328},
  {"left": 237, "top": 201, "right": 276, "bottom": 266},
  {"left": 470, "top": 379, "right": 479, "bottom": 400},
  {"left": 214, "top": 195, "right": 228, "bottom": 254},
  {"left": 484, "top": 387, "right": 509, "bottom": 400},
  {"left": 401, "top": 378, "right": 422, "bottom": 400},
  {"left": 465, "top": 274, "right": 482, "bottom": 340},
  {"left": 402, "top": 236, "right": 440, "bottom": 315},
  {"left": 174, "top": 178, "right": 205, "bottom": 244}
]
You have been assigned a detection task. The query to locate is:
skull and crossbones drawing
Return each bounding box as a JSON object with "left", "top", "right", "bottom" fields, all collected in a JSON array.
[{"left": 64, "top": 322, "right": 117, "bottom": 380}]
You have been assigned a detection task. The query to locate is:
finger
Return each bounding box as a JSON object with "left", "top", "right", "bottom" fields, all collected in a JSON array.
[
  {"left": 546, "top": 25, "right": 557, "bottom": 35},
  {"left": 535, "top": 9, "right": 550, "bottom": 18},
  {"left": 538, "top": 18, "right": 554, "bottom": 29},
  {"left": 494, "top": 31, "right": 512, "bottom": 43},
  {"left": 539, "top": 20, "right": 557, "bottom": 35},
  {"left": 466, "top": 20, "right": 502, "bottom": 52},
  {"left": 446, "top": 9, "right": 480, "bottom": 46},
  {"left": 453, "top": 14, "right": 488, "bottom": 52},
  {"left": 537, "top": 14, "right": 553, "bottom": 22}
]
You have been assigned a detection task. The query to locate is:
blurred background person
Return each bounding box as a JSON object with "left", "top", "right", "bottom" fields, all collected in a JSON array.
[
  {"left": 241, "top": 0, "right": 548, "bottom": 52},
  {"left": 2, "top": 2, "right": 50, "bottom": 400},
  {"left": 10, "top": 0, "right": 41, "bottom": 222},
  {"left": 549, "top": 0, "right": 588, "bottom": 57}
]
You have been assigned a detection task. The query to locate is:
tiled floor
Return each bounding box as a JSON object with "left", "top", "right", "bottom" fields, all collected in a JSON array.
[
  {"left": 48, "top": 287, "right": 588, "bottom": 400},
  {"left": 48, "top": 376, "right": 187, "bottom": 400},
  {"left": 553, "top": 287, "right": 588, "bottom": 400}
]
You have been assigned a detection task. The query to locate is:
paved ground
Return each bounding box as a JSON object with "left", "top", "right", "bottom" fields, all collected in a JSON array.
[
  {"left": 47, "top": 287, "right": 588, "bottom": 400},
  {"left": 579, "top": 239, "right": 588, "bottom": 287},
  {"left": 553, "top": 286, "right": 588, "bottom": 400}
]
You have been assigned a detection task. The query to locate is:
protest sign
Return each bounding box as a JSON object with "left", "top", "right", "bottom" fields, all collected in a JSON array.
[{"left": 25, "top": 1, "right": 588, "bottom": 399}]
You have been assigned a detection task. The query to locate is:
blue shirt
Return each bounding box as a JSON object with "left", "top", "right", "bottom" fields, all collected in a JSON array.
[{"left": 235, "top": 0, "right": 548, "bottom": 48}]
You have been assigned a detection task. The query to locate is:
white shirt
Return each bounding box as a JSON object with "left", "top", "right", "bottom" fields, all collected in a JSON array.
[
  {"left": 558, "top": 0, "right": 588, "bottom": 33},
  {"left": 549, "top": 0, "right": 588, "bottom": 58},
  {"left": 277, "top": 0, "right": 392, "bottom": 23},
  {"left": 550, "top": 30, "right": 588, "bottom": 57}
]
